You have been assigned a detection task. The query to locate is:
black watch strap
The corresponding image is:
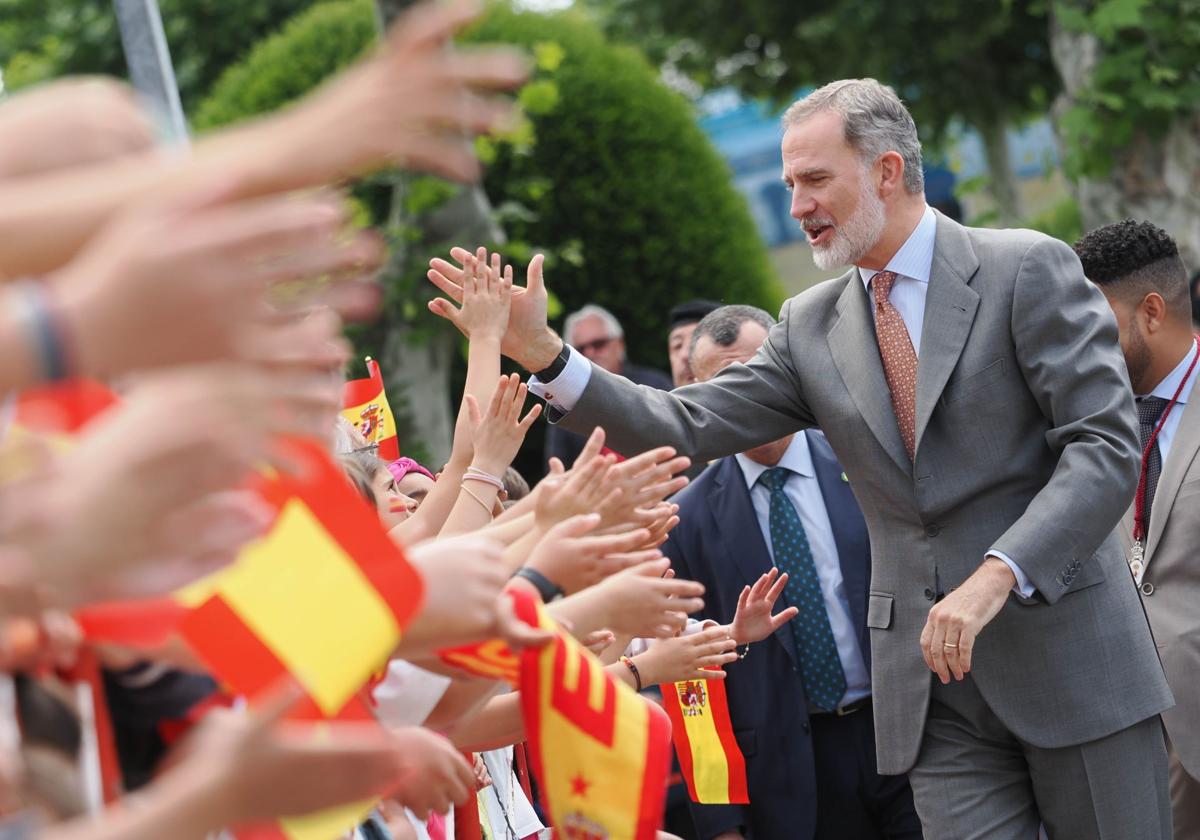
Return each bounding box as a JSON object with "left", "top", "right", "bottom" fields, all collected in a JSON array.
[
  {"left": 532, "top": 344, "right": 571, "bottom": 381},
  {"left": 513, "top": 566, "right": 564, "bottom": 602}
]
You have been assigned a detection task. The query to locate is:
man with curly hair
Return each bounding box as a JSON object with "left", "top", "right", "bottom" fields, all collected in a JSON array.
[{"left": 1075, "top": 220, "right": 1200, "bottom": 840}]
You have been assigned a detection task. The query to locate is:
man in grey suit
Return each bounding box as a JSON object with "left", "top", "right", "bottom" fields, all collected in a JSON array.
[
  {"left": 1075, "top": 220, "right": 1200, "bottom": 839},
  {"left": 427, "top": 78, "right": 1173, "bottom": 839}
]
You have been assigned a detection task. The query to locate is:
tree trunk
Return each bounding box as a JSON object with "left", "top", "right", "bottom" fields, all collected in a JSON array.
[
  {"left": 976, "top": 116, "right": 1023, "bottom": 226},
  {"left": 1049, "top": 9, "right": 1200, "bottom": 263},
  {"left": 371, "top": 0, "right": 503, "bottom": 466}
]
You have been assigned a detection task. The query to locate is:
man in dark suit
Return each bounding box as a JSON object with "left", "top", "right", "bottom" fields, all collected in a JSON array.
[
  {"left": 662, "top": 305, "right": 921, "bottom": 840},
  {"left": 543, "top": 303, "right": 672, "bottom": 470}
]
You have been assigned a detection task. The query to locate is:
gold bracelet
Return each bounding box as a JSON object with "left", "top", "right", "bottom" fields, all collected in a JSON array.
[{"left": 460, "top": 482, "right": 495, "bottom": 516}]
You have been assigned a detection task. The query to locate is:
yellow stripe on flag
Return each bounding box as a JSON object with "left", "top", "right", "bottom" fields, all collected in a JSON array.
[
  {"left": 675, "top": 682, "right": 731, "bottom": 802},
  {"left": 216, "top": 499, "right": 402, "bottom": 715}
]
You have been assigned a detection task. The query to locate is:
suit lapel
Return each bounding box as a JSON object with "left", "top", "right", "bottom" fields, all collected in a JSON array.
[
  {"left": 827, "top": 273, "right": 913, "bottom": 476},
  {"left": 1146, "top": 376, "right": 1200, "bottom": 563},
  {"left": 913, "top": 215, "right": 981, "bottom": 452},
  {"left": 709, "top": 458, "right": 798, "bottom": 665},
  {"left": 806, "top": 431, "right": 870, "bottom": 668}
]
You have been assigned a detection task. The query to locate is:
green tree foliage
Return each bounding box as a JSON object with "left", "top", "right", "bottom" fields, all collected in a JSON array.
[
  {"left": 585, "top": 0, "right": 1060, "bottom": 223},
  {"left": 1053, "top": 0, "right": 1200, "bottom": 178},
  {"left": 464, "top": 6, "right": 780, "bottom": 366},
  {"left": 588, "top": 1, "right": 1058, "bottom": 145},
  {"left": 0, "top": 0, "right": 321, "bottom": 107}
]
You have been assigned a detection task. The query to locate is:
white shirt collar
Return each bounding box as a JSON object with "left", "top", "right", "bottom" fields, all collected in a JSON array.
[
  {"left": 858, "top": 204, "right": 937, "bottom": 289},
  {"left": 1144, "top": 337, "right": 1200, "bottom": 404},
  {"left": 735, "top": 433, "right": 815, "bottom": 490}
]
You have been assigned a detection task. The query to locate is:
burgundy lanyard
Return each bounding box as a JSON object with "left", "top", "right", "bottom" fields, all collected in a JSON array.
[{"left": 1132, "top": 337, "right": 1200, "bottom": 542}]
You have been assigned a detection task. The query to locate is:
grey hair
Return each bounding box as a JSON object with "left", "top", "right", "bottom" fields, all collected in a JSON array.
[
  {"left": 782, "top": 78, "right": 924, "bottom": 195},
  {"left": 688, "top": 305, "right": 777, "bottom": 360},
  {"left": 564, "top": 304, "right": 624, "bottom": 345}
]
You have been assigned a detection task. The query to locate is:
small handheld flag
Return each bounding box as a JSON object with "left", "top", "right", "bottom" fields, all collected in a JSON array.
[
  {"left": 660, "top": 674, "right": 748, "bottom": 805},
  {"left": 342, "top": 357, "right": 399, "bottom": 461}
]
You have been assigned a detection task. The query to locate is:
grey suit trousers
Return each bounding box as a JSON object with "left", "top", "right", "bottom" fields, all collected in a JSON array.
[{"left": 907, "top": 675, "right": 1171, "bottom": 839}]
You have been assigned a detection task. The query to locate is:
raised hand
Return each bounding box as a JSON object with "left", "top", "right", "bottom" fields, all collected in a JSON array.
[
  {"left": 525, "top": 513, "right": 654, "bottom": 595},
  {"left": 730, "top": 568, "right": 799, "bottom": 646},
  {"left": 165, "top": 685, "right": 473, "bottom": 828},
  {"left": 635, "top": 626, "right": 739, "bottom": 685},
  {"left": 436, "top": 248, "right": 513, "bottom": 343},
  {"left": 595, "top": 446, "right": 691, "bottom": 532},
  {"left": 294, "top": 0, "right": 528, "bottom": 183},
  {"left": 52, "top": 186, "right": 383, "bottom": 380},
  {"left": 590, "top": 559, "right": 705, "bottom": 638},
  {"left": 465, "top": 373, "right": 542, "bottom": 477},
  {"left": 428, "top": 247, "right": 561, "bottom": 370}
]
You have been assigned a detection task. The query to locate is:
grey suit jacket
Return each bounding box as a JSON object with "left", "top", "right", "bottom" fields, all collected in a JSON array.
[
  {"left": 1118, "top": 374, "right": 1200, "bottom": 778},
  {"left": 553, "top": 211, "right": 1173, "bottom": 773}
]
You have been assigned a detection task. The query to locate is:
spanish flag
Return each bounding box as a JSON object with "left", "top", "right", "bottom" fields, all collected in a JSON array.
[
  {"left": 77, "top": 437, "right": 425, "bottom": 719},
  {"left": 513, "top": 594, "right": 672, "bottom": 840},
  {"left": 342, "top": 357, "right": 399, "bottom": 461},
  {"left": 659, "top": 675, "right": 748, "bottom": 805}
]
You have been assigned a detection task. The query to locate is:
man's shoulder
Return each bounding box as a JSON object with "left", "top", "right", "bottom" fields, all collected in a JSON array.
[
  {"left": 958, "top": 222, "right": 1071, "bottom": 265},
  {"left": 780, "top": 269, "right": 858, "bottom": 323}
]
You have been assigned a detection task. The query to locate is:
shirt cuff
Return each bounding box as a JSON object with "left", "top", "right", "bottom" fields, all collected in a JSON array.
[
  {"left": 988, "top": 551, "right": 1036, "bottom": 598},
  {"left": 528, "top": 345, "right": 591, "bottom": 417}
]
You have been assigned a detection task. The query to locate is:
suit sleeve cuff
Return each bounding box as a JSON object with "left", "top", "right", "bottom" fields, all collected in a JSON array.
[
  {"left": 528, "top": 345, "right": 591, "bottom": 419},
  {"left": 988, "top": 551, "right": 1036, "bottom": 598}
]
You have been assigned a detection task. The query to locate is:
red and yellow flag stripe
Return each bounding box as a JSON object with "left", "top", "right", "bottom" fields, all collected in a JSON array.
[
  {"left": 514, "top": 594, "right": 672, "bottom": 840},
  {"left": 660, "top": 674, "right": 748, "bottom": 805}
]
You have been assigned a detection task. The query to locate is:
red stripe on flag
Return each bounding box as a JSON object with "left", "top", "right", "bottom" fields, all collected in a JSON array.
[
  {"left": 636, "top": 701, "right": 672, "bottom": 840},
  {"left": 74, "top": 598, "right": 187, "bottom": 646},
  {"left": 706, "top": 678, "right": 748, "bottom": 803},
  {"left": 181, "top": 596, "right": 291, "bottom": 699},
  {"left": 660, "top": 688, "right": 699, "bottom": 802}
]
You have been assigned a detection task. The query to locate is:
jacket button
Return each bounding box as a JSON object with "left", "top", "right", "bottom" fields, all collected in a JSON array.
[
  {"left": 924, "top": 588, "right": 935, "bottom": 600},
  {"left": 924, "top": 525, "right": 941, "bottom": 537},
  {"left": 1141, "top": 582, "right": 1155, "bottom": 596},
  {"left": 801, "top": 722, "right": 811, "bottom": 734}
]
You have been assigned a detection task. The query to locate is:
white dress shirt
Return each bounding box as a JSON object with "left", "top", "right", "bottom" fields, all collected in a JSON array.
[
  {"left": 1139, "top": 337, "right": 1199, "bottom": 463},
  {"left": 735, "top": 434, "right": 871, "bottom": 706},
  {"left": 530, "top": 203, "right": 1035, "bottom": 595}
]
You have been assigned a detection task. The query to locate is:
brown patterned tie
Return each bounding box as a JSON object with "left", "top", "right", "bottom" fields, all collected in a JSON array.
[{"left": 872, "top": 270, "right": 918, "bottom": 459}]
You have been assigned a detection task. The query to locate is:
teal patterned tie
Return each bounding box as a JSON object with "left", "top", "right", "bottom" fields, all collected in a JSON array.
[{"left": 759, "top": 467, "right": 847, "bottom": 711}]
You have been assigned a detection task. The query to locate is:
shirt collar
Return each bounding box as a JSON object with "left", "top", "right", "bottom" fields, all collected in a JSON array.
[
  {"left": 1144, "top": 337, "right": 1199, "bottom": 405},
  {"left": 858, "top": 204, "right": 937, "bottom": 290},
  {"left": 735, "top": 433, "right": 815, "bottom": 490}
]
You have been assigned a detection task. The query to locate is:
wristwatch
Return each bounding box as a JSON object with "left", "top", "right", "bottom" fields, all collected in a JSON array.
[
  {"left": 532, "top": 343, "right": 571, "bottom": 381},
  {"left": 513, "top": 566, "right": 564, "bottom": 602}
]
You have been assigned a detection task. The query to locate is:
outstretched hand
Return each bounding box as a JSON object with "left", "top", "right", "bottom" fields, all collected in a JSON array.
[
  {"left": 730, "top": 568, "right": 798, "bottom": 646},
  {"left": 428, "top": 247, "right": 561, "bottom": 370}
]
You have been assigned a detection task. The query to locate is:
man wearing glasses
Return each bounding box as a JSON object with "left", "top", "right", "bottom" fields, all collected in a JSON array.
[{"left": 543, "top": 304, "right": 672, "bottom": 471}]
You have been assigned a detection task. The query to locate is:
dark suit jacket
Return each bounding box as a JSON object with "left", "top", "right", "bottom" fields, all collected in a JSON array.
[
  {"left": 661, "top": 430, "right": 870, "bottom": 840},
  {"left": 543, "top": 362, "right": 672, "bottom": 470}
]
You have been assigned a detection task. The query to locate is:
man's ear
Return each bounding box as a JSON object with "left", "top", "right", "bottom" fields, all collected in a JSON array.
[
  {"left": 878, "top": 151, "right": 906, "bottom": 198},
  {"left": 1141, "top": 291, "right": 1170, "bottom": 334}
]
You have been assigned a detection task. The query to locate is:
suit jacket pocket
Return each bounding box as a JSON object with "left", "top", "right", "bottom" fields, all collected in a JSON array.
[
  {"left": 941, "top": 358, "right": 1006, "bottom": 405},
  {"left": 867, "top": 591, "right": 893, "bottom": 629},
  {"left": 733, "top": 728, "right": 757, "bottom": 758}
]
